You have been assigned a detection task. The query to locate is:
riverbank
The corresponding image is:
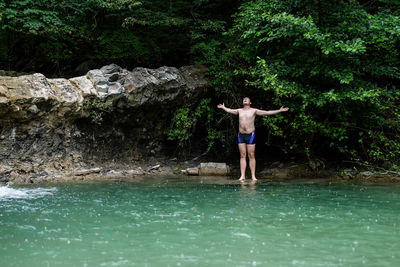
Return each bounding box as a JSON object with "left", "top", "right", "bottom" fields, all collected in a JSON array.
[{"left": 2, "top": 158, "right": 399, "bottom": 185}]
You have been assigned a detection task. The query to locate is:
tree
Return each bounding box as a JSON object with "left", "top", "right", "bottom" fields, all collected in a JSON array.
[
  {"left": 0, "top": 0, "right": 194, "bottom": 75},
  {"left": 203, "top": 0, "right": 400, "bottom": 167}
]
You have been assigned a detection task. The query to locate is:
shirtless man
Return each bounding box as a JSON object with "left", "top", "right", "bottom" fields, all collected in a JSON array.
[{"left": 217, "top": 97, "right": 289, "bottom": 181}]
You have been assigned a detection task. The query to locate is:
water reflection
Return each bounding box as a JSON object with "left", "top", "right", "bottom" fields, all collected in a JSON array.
[{"left": 240, "top": 179, "right": 257, "bottom": 193}]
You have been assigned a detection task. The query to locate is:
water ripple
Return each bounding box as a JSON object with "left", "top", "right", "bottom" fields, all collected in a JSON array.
[
  {"left": 1, "top": 181, "right": 400, "bottom": 266},
  {"left": 0, "top": 186, "right": 57, "bottom": 200}
]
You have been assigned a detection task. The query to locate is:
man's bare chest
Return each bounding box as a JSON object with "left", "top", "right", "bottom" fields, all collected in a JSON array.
[{"left": 238, "top": 110, "right": 256, "bottom": 121}]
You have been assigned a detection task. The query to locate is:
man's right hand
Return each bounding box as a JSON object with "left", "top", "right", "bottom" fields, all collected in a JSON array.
[{"left": 217, "top": 103, "right": 225, "bottom": 109}]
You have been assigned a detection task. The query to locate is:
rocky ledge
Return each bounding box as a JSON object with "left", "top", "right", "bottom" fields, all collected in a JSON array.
[
  {"left": 0, "top": 64, "right": 209, "bottom": 184},
  {"left": 1, "top": 64, "right": 399, "bottom": 185}
]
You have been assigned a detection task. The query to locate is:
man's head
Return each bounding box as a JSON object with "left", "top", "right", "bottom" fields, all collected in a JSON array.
[{"left": 243, "top": 97, "right": 251, "bottom": 106}]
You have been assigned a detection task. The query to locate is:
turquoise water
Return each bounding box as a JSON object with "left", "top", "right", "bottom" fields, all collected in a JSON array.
[{"left": 1, "top": 177, "right": 400, "bottom": 266}]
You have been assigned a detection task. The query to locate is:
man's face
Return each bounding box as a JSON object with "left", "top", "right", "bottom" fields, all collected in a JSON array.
[{"left": 243, "top": 97, "right": 251, "bottom": 105}]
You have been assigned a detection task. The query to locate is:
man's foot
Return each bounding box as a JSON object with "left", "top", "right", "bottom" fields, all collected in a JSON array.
[
  {"left": 251, "top": 177, "right": 257, "bottom": 181},
  {"left": 238, "top": 176, "right": 245, "bottom": 182}
]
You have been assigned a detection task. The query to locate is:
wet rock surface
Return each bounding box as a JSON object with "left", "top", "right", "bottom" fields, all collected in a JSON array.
[{"left": 0, "top": 64, "right": 209, "bottom": 184}]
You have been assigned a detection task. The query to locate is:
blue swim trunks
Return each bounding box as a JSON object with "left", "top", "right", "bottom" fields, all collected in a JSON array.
[{"left": 238, "top": 131, "right": 255, "bottom": 145}]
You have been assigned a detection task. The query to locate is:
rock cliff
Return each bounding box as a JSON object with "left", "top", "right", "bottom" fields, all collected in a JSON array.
[{"left": 0, "top": 64, "right": 209, "bottom": 183}]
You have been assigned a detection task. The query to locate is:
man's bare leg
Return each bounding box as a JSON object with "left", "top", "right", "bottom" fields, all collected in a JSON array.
[
  {"left": 247, "top": 144, "right": 257, "bottom": 180},
  {"left": 238, "top": 143, "right": 247, "bottom": 181}
]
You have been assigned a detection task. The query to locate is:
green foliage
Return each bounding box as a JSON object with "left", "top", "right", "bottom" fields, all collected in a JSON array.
[
  {"left": 0, "top": 0, "right": 198, "bottom": 74},
  {"left": 222, "top": 0, "right": 400, "bottom": 166},
  {"left": 191, "top": 40, "right": 235, "bottom": 94},
  {"left": 0, "top": 0, "right": 240, "bottom": 75},
  {"left": 190, "top": 0, "right": 400, "bottom": 166},
  {"left": 165, "top": 107, "right": 192, "bottom": 146},
  {"left": 0, "top": 1, "right": 5, "bottom": 23},
  {"left": 83, "top": 99, "right": 111, "bottom": 125},
  {"left": 165, "top": 98, "right": 222, "bottom": 152}
]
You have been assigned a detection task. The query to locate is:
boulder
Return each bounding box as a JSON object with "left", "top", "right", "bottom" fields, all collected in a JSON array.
[
  {"left": 186, "top": 167, "right": 199, "bottom": 176},
  {"left": 199, "top": 162, "right": 229, "bottom": 176},
  {"left": 100, "top": 64, "right": 122, "bottom": 74}
]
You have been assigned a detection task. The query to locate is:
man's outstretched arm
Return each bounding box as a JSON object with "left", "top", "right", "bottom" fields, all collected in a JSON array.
[
  {"left": 217, "top": 103, "right": 239, "bottom": 115},
  {"left": 256, "top": 107, "right": 289, "bottom": 116}
]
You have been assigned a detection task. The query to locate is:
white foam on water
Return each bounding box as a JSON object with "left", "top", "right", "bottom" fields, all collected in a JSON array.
[
  {"left": 0, "top": 186, "right": 57, "bottom": 200},
  {"left": 234, "top": 232, "right": 251, "bottom": 238}
]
